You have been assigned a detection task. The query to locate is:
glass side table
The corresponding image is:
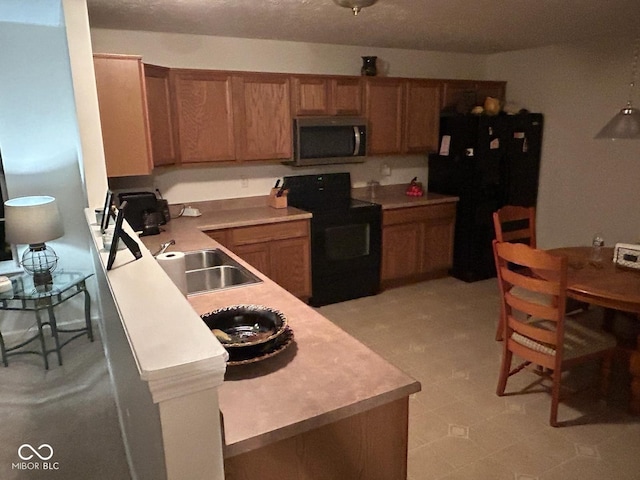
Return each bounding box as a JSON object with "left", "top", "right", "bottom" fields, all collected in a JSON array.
[{"left": 0, "top": 270, "right": 94, "bottom": 370}]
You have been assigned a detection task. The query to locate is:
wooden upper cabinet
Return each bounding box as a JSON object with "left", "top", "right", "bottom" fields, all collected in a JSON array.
[
  {"left": 233, "top": 73, "right": 292, "bottom": 161},
  {"left": 404, "top": 79, "right": 441, "bottom": 154},
  {"left": 365, "top": 78, "right": 404, "bottom": 155},
  {"left": 93, "top": 54, "right": 152, "bottom": 177},
  {"left": 441, "top": 79, "right": 506, "bottom": 113},
  {"left": 292, "top": 76, "right": 330, "bottom": 116},
  {"left": 171, "top": 69, "right": 235, "bottom": 163},
  {"left": 144, "top": 64, "right": 177, "bottom": 167},
  {"left": 292, "top": 75, "right": 363, "bottom": 116},
  {"left": 330, "top": 77, "right": 363, "bottom": 115}
]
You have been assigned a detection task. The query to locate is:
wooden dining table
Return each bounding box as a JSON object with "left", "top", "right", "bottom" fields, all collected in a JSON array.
[{"left": 547, "top": 246, "right": 640, "bottom": 414}]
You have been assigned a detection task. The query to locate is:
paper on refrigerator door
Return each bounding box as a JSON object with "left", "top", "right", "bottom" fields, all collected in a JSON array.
[{"left": 439, "top": 135, "right": 451, "bottom": 156}]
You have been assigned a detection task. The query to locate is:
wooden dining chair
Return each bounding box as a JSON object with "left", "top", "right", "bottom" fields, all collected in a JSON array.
[
  {"left": 493, "top": 240, "right": 616, "bottom": 427},
  {"left": 493, "top": 205, "right": 537, "bottom": 340},
  {"left": 493, "top": 205, "right": 537, "bottom": 247}
]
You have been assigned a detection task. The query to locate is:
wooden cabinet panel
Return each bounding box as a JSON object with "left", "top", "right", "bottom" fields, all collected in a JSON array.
[
  {"left": 365, "top": 78, "right": 404, "bottom": 155},
  {"left": 225, "top": 220, "right": 311, "bottom": 298},
  {"left": 231, "top": 220, "right": 308, "bottom": 246},
  {"left": 382, "top": 203, "right": 456, "bottom": 286},
  {"left": 205, "top": 229, "right": 230, "bottom": 247},
  {"left": 269, "top": 237, "right": 311, "bottom": 298},
  {"left": 233, "top": 243, "right": 271, "bottom": 276},
  {"left": 171, "top": 70, "right": 235, "bottom": 163},
  {"left": 292, "top": 76, "right": 362, "bottom": 116},
  {"left": 93, "top": 54, "right": 152, "bottom": 177},
  {"left": 441, "top": 80, "right": 507, "bottom": 113},
  {"left": 382, "top": 223, "right": 422, "bottom": 281},
  {"left": 404, "top": 80, "right": 440, "bottom": 154},
  {"left": 330, "top": 77, "right": 363, "bottom": 115},
  {"left": 233, "top": 74, "right": 292, "bottom": 161},
  {"left": 144, "top": 64, "right": 177, "bottom": 167},
  {"left": 292, "top": 76, "right": 329, "bottom": 116}
]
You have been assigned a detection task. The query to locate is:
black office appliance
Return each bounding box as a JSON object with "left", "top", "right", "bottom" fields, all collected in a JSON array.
[
  {"left": 428, "top": 112, "right": 544, "bottom": 282},
  {"left": 117, "top": 191, "right": 165, "bottom": 235},
  {"left": 283, "top": 172, "right": 381, "bottom": 306}
]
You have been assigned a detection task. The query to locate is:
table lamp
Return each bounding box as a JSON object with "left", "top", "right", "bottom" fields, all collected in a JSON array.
[{"left": 4, "top": 196, "right": 64, "bottom": 285}]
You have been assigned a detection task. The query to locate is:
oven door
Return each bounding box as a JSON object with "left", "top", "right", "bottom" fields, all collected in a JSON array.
[{"left": 309, "top": 206, "right": 381, "bottom": 306}]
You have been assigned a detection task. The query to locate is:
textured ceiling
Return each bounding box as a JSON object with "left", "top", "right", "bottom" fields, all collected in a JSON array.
[{"left": 86, "top": 0, "right": 640, "bottom": 54}]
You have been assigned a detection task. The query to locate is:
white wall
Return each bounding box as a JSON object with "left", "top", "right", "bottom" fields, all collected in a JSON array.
[
  {"left": 0, "top": 16, "right": 96, "bottom": 332},
  {"left": 91, "top": 29, "right": 489, "bottom": 203},
  {"left": 487, "top": 37, "right": 640, "bottom": 248}
]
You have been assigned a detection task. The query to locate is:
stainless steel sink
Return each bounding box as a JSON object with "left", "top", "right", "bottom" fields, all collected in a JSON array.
[{"left": 184, "top": 249, "right": 261, "bottom": 295}]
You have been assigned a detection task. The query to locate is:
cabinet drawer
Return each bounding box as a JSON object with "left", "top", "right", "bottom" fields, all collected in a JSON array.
[
  {"left": 231, "top": 220, "right": 309, "bottom": 246},
  {"left": 383, "top": 203, "right": 455, "bottom": 226}
]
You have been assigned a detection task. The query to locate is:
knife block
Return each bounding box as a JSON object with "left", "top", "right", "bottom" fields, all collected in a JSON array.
[{"left": 267, "top": 188, "right": 287, "bottom": 209}]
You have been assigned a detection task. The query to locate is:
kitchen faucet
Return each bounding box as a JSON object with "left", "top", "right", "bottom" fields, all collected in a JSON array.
[{"left": 153, "top": 239, "right": 175, "bottom": 257}]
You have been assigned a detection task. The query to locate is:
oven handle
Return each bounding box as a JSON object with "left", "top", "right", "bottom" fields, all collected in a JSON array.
[{"left": 353, "top": 126, "right": 361, "bottom": 156}]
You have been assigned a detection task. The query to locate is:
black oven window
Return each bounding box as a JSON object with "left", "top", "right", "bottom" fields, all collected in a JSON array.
[{"left": 324, "top": 223, "right": 370, "bottom": 261}]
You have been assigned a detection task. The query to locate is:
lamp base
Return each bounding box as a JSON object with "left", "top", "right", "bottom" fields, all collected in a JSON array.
[
  {"left": 32, "top": 270, "right": 53, "bottom": 287},
  {"left": 22, "top": 243, "right": 58, "bottom": 288}
]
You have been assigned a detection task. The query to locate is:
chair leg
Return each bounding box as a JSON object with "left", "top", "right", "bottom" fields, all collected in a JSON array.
[
  {"left": 495, "top": 310, "right": 504, "bottom": 341},
  {"left": 550, "top": 370, "right": 562, "bottom": 427},
  {"left": 496, "top": 349, "right": 512, "bottom": 396},
  {"left": 600, "top": 353, "right": 613, "bottom": 397}
]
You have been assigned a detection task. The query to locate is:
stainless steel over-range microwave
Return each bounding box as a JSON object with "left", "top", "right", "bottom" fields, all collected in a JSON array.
[{"left": 290, "top": 116, "right": 367, "bottom": 166}]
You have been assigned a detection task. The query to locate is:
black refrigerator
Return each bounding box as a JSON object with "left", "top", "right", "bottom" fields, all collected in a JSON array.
[{"left": 428, "top": 112, "right": 544, "bottom": 282}]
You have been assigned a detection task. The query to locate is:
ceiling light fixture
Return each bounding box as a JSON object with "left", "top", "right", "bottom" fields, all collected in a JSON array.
[
  {"left": 595, "top": 38, "right": 640, "bottom": 140},
  {"left": 333, "top": 0, "right": 378, "bottom": 16}
]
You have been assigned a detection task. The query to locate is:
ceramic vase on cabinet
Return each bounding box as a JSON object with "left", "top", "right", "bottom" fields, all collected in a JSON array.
[{"left": 361, "top": 56, "right": 377, "bottom": 76}]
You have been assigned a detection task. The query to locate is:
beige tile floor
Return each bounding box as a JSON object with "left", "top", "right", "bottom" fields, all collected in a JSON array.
[{"left": 319, "top": 277, "right": 640, "bottom": 480}]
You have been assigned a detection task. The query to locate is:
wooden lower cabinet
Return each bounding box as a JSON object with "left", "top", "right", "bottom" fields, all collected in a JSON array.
[
  {"left": 382, "top": 203, "right": 456, "bottom": 287},
  {"left": 224, "top": 397, "right": 409, "bottom": 480},
  {"left": 206, "top": 220, "right": 311, "bottom": 299}
]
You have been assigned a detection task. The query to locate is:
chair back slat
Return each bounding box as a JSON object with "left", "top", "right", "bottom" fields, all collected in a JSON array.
[{"left": 493, "top": 205, "right": 536, "bottom": 247}]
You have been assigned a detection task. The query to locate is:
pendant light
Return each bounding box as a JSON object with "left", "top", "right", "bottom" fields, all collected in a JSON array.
[
  {"left": 595, "top": 38, "right": 640, "bottom": 139},
  {"left": 333, "top": 0, "right": 378, "bottom": 16}
]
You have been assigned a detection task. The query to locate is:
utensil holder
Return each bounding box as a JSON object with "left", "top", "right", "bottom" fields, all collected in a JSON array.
[{"left": 267, "top": 189, "right": 287, "bottom": 209}]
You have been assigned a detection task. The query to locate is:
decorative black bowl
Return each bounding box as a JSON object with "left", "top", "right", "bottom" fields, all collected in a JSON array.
[{"left": 200, "top": 304, "right": 288, "bottom": 348}]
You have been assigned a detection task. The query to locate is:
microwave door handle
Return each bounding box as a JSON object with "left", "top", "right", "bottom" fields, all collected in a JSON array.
[{"left": 353, "top": 126, "right": 361, "bottom": 156}]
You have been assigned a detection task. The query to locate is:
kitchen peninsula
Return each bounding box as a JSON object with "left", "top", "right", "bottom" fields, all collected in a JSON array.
[{"left": 133, "top": 193, "right": 428, "bottom": 479}]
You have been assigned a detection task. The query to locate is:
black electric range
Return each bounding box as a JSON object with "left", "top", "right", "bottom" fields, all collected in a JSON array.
[{"left": 283, "top": 173, "right": 382, "bottom": 306}]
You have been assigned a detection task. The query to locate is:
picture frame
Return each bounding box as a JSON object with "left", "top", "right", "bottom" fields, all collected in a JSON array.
[{"left": 106, "top": 201, "right": 143, "bottom": 271}]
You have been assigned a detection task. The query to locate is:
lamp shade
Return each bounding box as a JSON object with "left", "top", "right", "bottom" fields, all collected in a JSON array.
[
  {"left": 595, "top": 106, "right": 640, "bottom": 139},
  {"left": 4, "top": 196, "right": 64, "bottom": 245}
]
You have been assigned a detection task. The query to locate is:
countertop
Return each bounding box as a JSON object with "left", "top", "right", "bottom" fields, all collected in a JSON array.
[
  {"left": 352, "top": 184, "right": 459, "bottom": 209},
  {"left": 141, "top": 206, "right": 421, "bottom": 458}
]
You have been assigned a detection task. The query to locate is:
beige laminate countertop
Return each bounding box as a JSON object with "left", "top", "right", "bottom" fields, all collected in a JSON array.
[
  {"left": 352, "top": 184, "right": 459, "bottom": 209},
  {"left": 141, "top": 201, "right": 421, "bottom": 458}
]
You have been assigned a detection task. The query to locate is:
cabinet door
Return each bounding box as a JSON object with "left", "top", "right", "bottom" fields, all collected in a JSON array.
[
  {"left": 233, "top": 73, "right": 292, "bottom": 161},
  {"left": 421, "top": 203, "right": 456, "bottom": 275},
  {"left": 172, "top": 70, "right": 235, "bottom": 163},
  {"left": 233, "top": 243, "right": 271, "bottom": 276},
  {"left": 381, "top": 223, "right": 422, "bottom": 281},
  {"left": 330, "top": 77, "right": 363, "bottom": 116},
  {"left": 292, "top": 76, "right": 329, "bottom": 116},
  {"left": 365, "top": 78, "right": 404, "bottom": 155},
  {"left": 144, "top": 64, "right": 177, "bottom": 167},
  {"left": 475, "top": 81, "right": 507, "bottom": 104},
  {"left": 269, "top": 237, "right": 311, "bottom": 298},
  {"left": 93, "top": 54, "right": 152, "bottom": 177},
  {"left": 205, "top": 229, "right": 230, "bottom": 247},
  {"left": 404, "top": 80, "right": 441, "bottom": 154},
  {"left": 441, "top": 80, "right": 477, "bottom": 113}
]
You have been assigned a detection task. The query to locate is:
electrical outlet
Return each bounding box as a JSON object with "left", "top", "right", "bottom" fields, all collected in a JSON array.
[
  {"left": 241, "top": 176, "right": 248, "bottom": 188},
  {"left": 381, "top": 164, "right": 392, "bottom": 177}
]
